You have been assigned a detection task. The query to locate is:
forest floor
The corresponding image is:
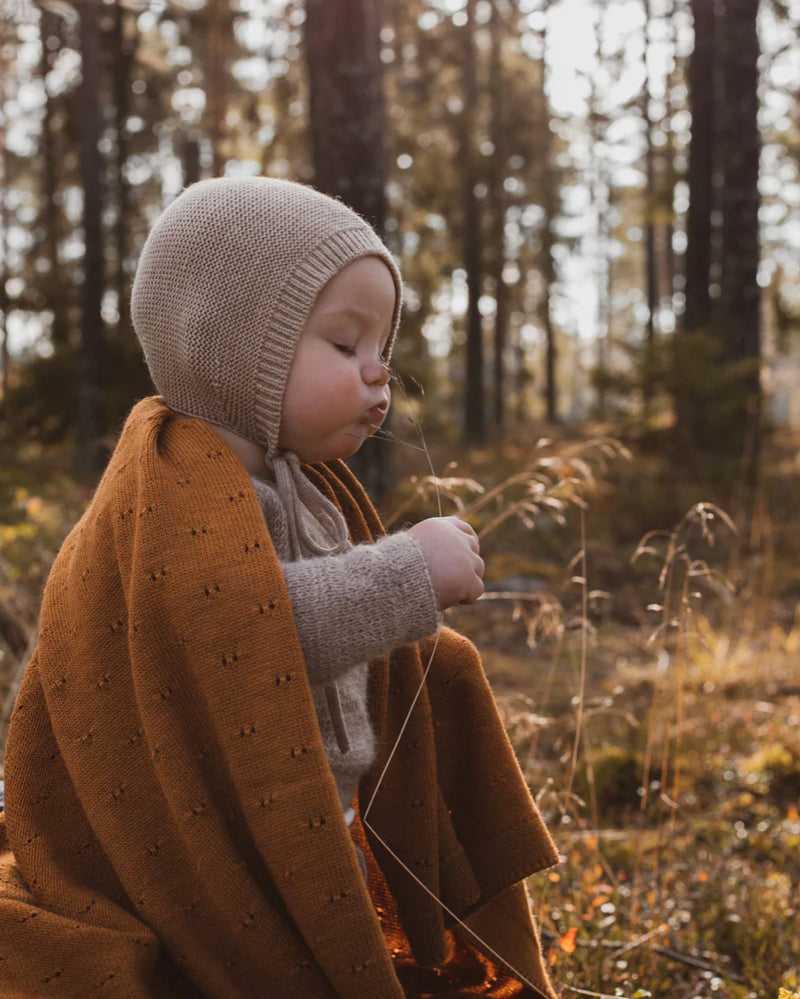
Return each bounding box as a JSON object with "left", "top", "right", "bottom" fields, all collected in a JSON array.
[
  {"left": 1, "top": 419, "right": 799, "bottom": 999},
  {"left": 388, "top": 420, "right": 800, "bottom": 999}
]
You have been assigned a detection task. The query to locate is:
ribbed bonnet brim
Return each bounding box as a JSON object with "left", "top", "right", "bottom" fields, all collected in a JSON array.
[{"left": 131, "top": 177, "right": 402, "bottom": 456}]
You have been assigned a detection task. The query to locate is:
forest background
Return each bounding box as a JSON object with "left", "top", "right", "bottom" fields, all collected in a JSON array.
[{"left": 1, "top": 0, "right": 799, "bottom": 996}]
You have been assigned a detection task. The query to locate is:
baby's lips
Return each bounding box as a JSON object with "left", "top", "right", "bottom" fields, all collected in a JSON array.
[{"left": 366, "top": 402, "right": 388, "bottom": 423}]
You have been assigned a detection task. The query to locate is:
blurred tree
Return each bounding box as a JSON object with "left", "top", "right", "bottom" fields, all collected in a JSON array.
[
  {"left": 206, "top": 0, "right": 233, "bottom": 177},
  {"left": 109, "top": 1, "right": 137, "bottom": 340},
  {"left": 588, "top": 0, "right": 610, "bottom": 422},
  {"left": 39, "top": 7, "right": 70, "bottom": 350},
  {"left": 380, "top": 0, "right": 461, "bottom": 416},
  {"left": 461, "top": 0, "right": 485, "bottom": 444},
  {"left": 305, "top": 0, "right": 386, "bottom": 228},
  {"left": 2, "top": 0, "right": 789, "bottom": 470},
  {"left": 0, "top": 52, "right": 9, "bottom": 431},
  {"left": 662, "top": 0, "right": 680, "bottom": 310},
  {"left": 641, "top": 0, "right": 657, "bottom": 417},
  {"left": 255, "top": 0, "right": 311, "bottom": 182},
  {"left": 534, "top": 0, "right": 558, "bottom": 424},
  {"left": 304, "top": 0, "right": 394, "bottom": 497},
  {"left": 365, "top": 0, "right": 566, "bottom": 431},
  {"left": 489, "top": 0, "right": 508, "bottom": 429},
  {"left": 676, "top": 0, "right": 761, "bottom": 496},
  {"left": 76, "top": 0, "right": 107, "bottom": 473},
  {"left": 676, "top": 0, "right": 716, "bottom": 446},
  {"left": 715, "top": 0, "right": 761, "bottom": 483}
]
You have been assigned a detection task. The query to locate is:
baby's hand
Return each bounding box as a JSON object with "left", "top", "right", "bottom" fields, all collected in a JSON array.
[{"left": 408, "top": 516, "right": 485, "bottom": 611}]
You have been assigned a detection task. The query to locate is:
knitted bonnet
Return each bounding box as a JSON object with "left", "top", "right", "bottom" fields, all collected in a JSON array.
[{"left": 131, "top": 176, "right": 402, "bottom": 459}]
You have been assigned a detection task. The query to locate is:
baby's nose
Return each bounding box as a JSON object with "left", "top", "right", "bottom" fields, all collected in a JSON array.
[{"left": 365, "top": 357, "right": 391, "bottom": 386}]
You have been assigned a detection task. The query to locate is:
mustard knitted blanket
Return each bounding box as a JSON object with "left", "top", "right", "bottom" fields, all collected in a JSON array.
[{"left": 0, "top": 397, "right": 558, "bottom": 998}]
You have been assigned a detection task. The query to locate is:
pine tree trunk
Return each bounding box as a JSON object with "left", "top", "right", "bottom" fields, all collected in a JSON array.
[
  {"left": 461, "top": 0, "right": 485, "bottom": 443},
  {"left": 40, "top": 10, "right": 70, "bottom": 350},
  {"left": 304, "top": 0, "right": 394, "bottom": 498},
  {"left": 489, "top": 0, "right": 508, "bottom": 430},
  {"left": 0, "top": 138, "right": 9, "bottom": 436},
  {"left": 642, "top": 0, "right": 658, "bottom": 419},
  {"left": 590, "top": 0, "right": 610, "bottom": 422},
  {"left": 595, "top": 187, "right": 612, "bottom": 422},
  {"left": 715, "top": 0, "right": 761, "bottom": 480},
  {"left": 77, "top": 0, "right": 107, "bottom": 474},
  {"left": 111, "top": 3, "right": 135, "bottom": 339},
  {"left": 537, "top": 3, "right": 558, "bottom": 424},
  {"left": 663, "top": 0, "right": 680, "bottom": 315},
  {"left": 678, "top": 0, "right": 716, "bottom": 444},
  {"left": 305, "top": 0, "right": 386, "bottom": 229},
  {"left": 1, "top": 20, "right": 12, "bottom": 433},
  {"left": 206, "top": 0, "right": 230, "bottom": 178}
]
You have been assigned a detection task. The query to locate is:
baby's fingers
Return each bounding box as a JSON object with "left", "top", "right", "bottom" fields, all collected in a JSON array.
[
  {"left": 459, "top": 573, "right": 484, "bottom": 604},
  {"left": 453, "top": 519, "right": 480, "bottom": 554}
]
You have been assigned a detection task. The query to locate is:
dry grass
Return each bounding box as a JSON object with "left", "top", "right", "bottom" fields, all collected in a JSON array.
[
  {"left": 410, "top": 430, "right": 800, "bottom": 999},
  {"left": 1, "top": 422, "right": 799, "bottom": 998}
]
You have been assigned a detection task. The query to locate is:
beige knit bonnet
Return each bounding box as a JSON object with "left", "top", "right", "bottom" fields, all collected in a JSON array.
[{"left": 131, "top": 176, "right": 402, "bottom": 459}]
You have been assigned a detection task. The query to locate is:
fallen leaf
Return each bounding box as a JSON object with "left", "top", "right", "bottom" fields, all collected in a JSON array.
[{"left": 559, "top": 927, "right": 578, "bottom": 954}]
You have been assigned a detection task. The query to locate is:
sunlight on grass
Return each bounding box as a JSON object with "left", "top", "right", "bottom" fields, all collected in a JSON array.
[{"left": 420, "top": 435, "right": 800, "bottom": 999}]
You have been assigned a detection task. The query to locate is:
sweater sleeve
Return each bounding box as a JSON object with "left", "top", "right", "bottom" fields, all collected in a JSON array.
[{"left": 280, "top": 532, "right": 439, "bottom": 683}]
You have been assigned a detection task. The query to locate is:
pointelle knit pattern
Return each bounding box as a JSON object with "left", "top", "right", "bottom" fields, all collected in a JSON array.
[{"left": 0, "top": 398, "right": 559, "bottom": 998}]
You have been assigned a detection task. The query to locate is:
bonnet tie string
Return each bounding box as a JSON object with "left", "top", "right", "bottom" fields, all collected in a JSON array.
[
  {"left": 269, "top": 451, "right": 349, "bottom": 558},
  {"left": 268, "top": 450, "right": 352, "bottom": 755}
]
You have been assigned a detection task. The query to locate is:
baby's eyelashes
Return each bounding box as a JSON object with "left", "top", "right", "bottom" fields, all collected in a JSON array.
[{"left": 333, "top": 343, "right": 356, "bottom": 356}]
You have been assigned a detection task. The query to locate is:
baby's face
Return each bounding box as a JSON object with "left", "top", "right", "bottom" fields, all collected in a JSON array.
[{"left": 278, "top": 257, "right": 395, "bottom": 463}]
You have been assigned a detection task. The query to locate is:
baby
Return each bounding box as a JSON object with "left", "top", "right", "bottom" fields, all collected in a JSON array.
[
  {"left": 142, "top": 204, "right": 485, "bottom": 837},
  {"left": 0, "top": 178, "right": 558, "bottom": 998}
]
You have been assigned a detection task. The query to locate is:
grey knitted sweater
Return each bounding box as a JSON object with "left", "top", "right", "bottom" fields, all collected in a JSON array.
[{"left": 249, "top": 474, "right": 439, "bottom": 813}]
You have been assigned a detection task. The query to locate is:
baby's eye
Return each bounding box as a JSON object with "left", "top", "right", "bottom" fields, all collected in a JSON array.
[{"left": 333, "top": 343, "right": 356, "bottom": 356}]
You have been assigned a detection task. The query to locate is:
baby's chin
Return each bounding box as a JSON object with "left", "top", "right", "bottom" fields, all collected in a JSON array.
[{"left": 298, "top": 432, "right": 370, "bottom": 465}]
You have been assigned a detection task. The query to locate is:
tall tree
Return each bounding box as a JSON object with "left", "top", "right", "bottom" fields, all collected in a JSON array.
[
  {"left": 676, "top": 0, "right": 716, "bottom": 445},
  {"left": 110, "top": 2, "right": 136, "bottom": 339},
  {"left": 489, "top": 0, "right": 508, "bottom": 429},
  {"left": 206, "top": 0, "right": 232, "bottom": 177},
  {"left": 536, "top": 0, "right": 558, "bottom": 424},
  {"left": 715, "top": 0, "right": 761, "bottom": 478},
  {"left": 305, "top": 0, "right": 386, "bottom": 229},
  {"left": 462, "top": 0, "right": 485, "bottom": 443},
  {"left": 304, "top": 0, "right": 393, "bottom": 497},
  {"left": 39, "top": 9, "right": 70, "bottom": 350},
  {"left": 641, "top": 0, "right": 658, "bottom": 417},
  {"left": 76, "top": 0, "right": 107, "bottom": 473},
  {"left": 589, "top": 0, "right": 611, "bottom": 421},
  {"left": 0, "top": 50, "right": 10, "bottom": 433},
  {"left": 662, "top": 0, "right": 680, "bottom": 313}
]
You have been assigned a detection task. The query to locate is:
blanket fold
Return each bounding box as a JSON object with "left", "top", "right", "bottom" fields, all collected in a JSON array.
[{"left": 0, "top": 397, "right": 558, "bottom": 999}]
